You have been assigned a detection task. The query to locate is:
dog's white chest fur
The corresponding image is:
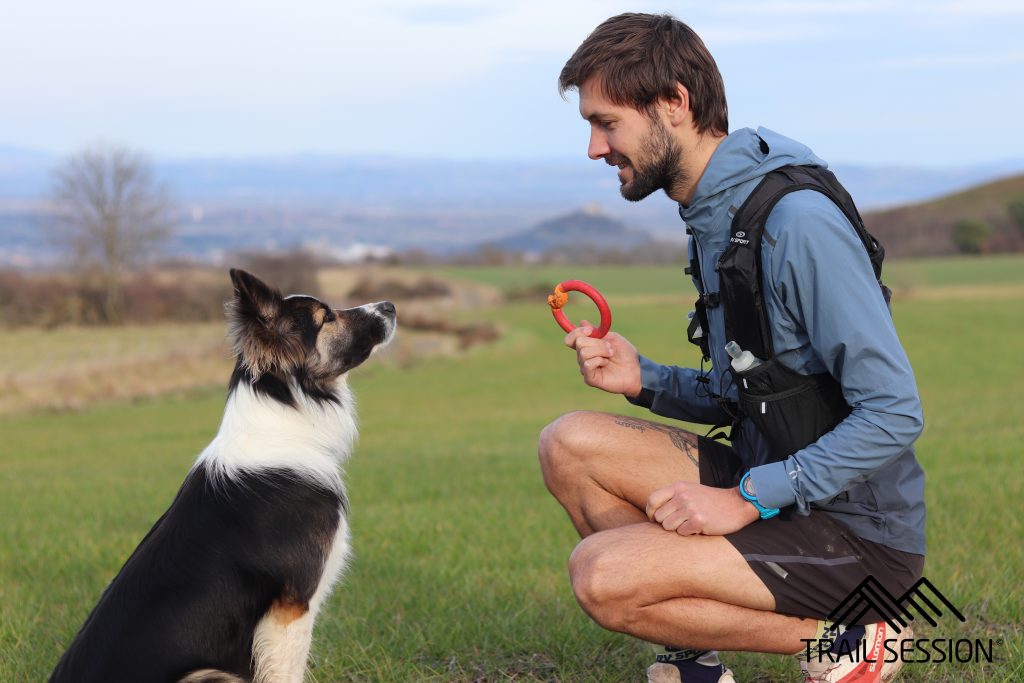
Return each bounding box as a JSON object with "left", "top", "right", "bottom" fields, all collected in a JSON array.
[{"left": 196, "top": 378, "right": 358, "bottom": 488}]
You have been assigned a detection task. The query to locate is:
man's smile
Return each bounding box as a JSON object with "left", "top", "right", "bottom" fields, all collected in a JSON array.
[
  {"left": 606, "top": 155, "right": 632, "bottom": 180},
  {"left": 606, "top": 153, "right": 630, "bottom": 168}
]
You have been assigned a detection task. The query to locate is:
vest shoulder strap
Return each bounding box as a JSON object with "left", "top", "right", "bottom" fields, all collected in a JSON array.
[{"left": 718, "top": 164, "right": 889, "bottom": 360}]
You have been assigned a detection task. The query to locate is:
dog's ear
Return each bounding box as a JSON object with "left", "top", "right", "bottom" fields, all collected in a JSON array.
[
  {"left": 226, "top": 269, "right": 301, "bottom": 379},
  {"left": 230, "top": 268, "right": 280, "bottom": 319}
]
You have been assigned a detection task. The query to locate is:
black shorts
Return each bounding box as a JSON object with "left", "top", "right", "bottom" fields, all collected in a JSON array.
[{"left": 697, "top": 436, "right": 925, "bottom": 624}]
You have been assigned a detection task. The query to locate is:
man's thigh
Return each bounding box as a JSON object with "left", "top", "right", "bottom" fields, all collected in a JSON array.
[
  {"left": 544, "top": 411, "right": 702, "bottom": 509},
  {"left": 571, "top": 522, "right": 776, "bottom": 612}
]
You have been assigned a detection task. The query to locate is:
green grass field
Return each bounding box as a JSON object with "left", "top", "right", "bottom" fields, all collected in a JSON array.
[{"left": 2, "top": 256, "right": 1022, "bottom": 681}]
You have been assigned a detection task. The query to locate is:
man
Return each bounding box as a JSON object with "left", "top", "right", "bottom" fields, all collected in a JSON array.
[{"left": 538, "top": 13, "right": 926, "bottom": 683}]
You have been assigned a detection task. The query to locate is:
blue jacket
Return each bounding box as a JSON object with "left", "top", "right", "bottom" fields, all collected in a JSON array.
[{"left": 631, "top": 127, "right": 926, "bottom": 555}]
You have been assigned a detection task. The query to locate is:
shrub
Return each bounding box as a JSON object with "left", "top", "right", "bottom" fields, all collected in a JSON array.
[
  {"left": 951, "top": 219, "right": 994, "bottom": 254},
  {"left": 348, "top": 276, "right": 452, "bottom": 302},
  {"left": 0, "top": 270, "right": 229, "bottom": 328},
  {"left": 1008, "top": 199, "right": 1024, "bottom": 236}
]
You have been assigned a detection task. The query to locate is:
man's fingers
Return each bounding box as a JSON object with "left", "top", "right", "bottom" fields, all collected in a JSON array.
[
  {"left": 564, "top": 329, "right": 594, "bottom": 348},
  {"left": 675, "top": 510, "right": 707, "bottom": 535},
  {"left": 564, "top": 319, "right": 593, "bottom": 347},
  {"left": 571, "top": 320, "right": 596, "bottom": 344},
  {"left": 582, "top": 356, "right": 608, "bottom": 371},
  {"left": 657, "top": 509, "right": 685, "bottom": 532},
  {"left": 563, "top": 329, "right": 584, "bottom": 348},
  {"left": 646, "top": 485, "right": 676, "bottom": 520},
  {"left": 577, "top": 342, "right": 614, "bottom": 362},
  {"left": 653, "top": 498, "right": 682, "bottom": 524}
]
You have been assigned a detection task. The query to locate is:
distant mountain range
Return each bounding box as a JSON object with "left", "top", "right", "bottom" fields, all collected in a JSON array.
[
  {"left": 4, "top": 144, "right": 1022, "bottom": 210},
  {"left": 1, "top": 145, "right": 1023, "bottom": 265}
]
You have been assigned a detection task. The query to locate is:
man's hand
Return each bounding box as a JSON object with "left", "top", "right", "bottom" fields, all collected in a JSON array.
[
  {"left": 646, "top": 481, "right": 760, "bottom": 536},
  {"left": 564, "top": 319, "right": 642, "bottom": 397}
]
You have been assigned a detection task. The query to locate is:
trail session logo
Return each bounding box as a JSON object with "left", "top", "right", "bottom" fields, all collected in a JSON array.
[
  {"left": 828, "top": 575, "right": 964, "bottom": 634},
  {"left": 800, "top": 576, "right": 1000, "bottom": 666}
]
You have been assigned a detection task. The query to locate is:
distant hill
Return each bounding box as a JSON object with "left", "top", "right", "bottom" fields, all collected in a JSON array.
[
  {"left": 863, "top": 173, "right": 1024, "bottom": 257},
  {"left": 483, "top": 206, "right": 654, "bottom": 254},
  {"left": 2, "top": 143, "right": 1023, "bottom": 265}
]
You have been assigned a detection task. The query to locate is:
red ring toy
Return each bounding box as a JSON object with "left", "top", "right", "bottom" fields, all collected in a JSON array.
[{"left": 547, "top": 279, "right": 612, "bottom": 339}]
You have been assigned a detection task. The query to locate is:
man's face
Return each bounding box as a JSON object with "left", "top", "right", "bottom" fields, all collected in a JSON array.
[{"left": 578, "top": 78, "right": 686, "bottom": 202}]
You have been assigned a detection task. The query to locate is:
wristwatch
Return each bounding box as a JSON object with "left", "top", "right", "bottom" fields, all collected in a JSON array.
[{"left": 739, "top": 471, "right": 780, "bottom": 519}]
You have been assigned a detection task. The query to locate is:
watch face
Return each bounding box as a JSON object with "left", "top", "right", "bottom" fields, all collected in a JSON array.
[{"left": 742, "top": 475, "right": 756, "bottom": 497}]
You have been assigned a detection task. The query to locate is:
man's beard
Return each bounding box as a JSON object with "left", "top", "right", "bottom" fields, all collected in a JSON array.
[{"left": 614, "top": 119, "right": 688, "bottom": 202}]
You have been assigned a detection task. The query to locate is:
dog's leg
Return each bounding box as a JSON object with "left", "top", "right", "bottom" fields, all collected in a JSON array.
[
  {"left": 251, "top": 511, "right": 350, "bottom": 682},
  {"left": 252, "top": 600, "right": 316, "bottom": 683}
]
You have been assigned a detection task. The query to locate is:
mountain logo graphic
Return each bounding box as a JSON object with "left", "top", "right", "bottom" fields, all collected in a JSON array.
[{"left": 827, "top": 576, "right": 966, "bottom": 635}]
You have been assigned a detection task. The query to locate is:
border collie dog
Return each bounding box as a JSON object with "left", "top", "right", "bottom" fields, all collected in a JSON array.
[{"left": 51, "top": 269, "right": 396, "bottom": 683}]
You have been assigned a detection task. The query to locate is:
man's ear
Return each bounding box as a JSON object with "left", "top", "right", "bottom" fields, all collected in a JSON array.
[
  {"left": 662, "top": 82, "right": 691, "bottom": 127},
  {"left": 225, "top": 269, "right": 299, "bottom": 379}
]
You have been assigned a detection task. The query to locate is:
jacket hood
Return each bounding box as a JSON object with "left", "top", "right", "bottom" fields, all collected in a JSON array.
[{"left": 679, "top": 127, "right": 826, "bottom": 230}]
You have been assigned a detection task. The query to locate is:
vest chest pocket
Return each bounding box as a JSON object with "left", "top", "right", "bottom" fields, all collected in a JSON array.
[{"left": 734, "top": 358, "right": 851, "bottom": 461}]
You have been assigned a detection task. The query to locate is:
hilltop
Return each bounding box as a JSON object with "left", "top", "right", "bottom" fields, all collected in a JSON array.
[
  {"left": 863, "top": 173, "right": 1024, "bottom": 257},
  {"left": 483, "top": 205, "right": 655, "bottom": 255},
  {"left": 489, "top": 172, "right": 1024, "bottom": 261}
]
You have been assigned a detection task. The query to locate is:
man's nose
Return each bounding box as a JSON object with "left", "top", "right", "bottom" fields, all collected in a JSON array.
[{"left": 588, "top": 129, "right": 609, "bottom": 160}]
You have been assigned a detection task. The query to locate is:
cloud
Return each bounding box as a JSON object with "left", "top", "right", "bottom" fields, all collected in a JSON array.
[{"left": 1, "top": 1, "right": 1022, "bottom": 163}]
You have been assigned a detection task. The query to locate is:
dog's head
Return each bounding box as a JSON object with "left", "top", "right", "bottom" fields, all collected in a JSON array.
[{"left": 225, "top": 269, "right": 396, "bottom": 401}]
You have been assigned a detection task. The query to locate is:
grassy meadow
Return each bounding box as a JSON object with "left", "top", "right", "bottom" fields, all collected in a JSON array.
[{"left": 1, "top": 255, "right": 1022, "bottom": 681}]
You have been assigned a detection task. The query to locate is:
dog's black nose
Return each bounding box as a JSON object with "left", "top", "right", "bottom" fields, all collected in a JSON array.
[{"left": 379, "top": 301, "right": 396, "bottom": 316}]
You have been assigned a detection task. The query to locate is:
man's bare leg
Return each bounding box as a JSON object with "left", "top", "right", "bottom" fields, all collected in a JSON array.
[
  {"left": 538, "top": 411, "right": 702, "bottom": 536},
  {"left": 569, "top": 524, "right": 819, "bottom": 654},
  {"left": 538, "top": 411, "right": 818, "bottom": 654}
]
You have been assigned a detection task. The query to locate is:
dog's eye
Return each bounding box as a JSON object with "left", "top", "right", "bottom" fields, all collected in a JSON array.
[{"left": 322, "top": 309, "right": 336, "bottom": 324}]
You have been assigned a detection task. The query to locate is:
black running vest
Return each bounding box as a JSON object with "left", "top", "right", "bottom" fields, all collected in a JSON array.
[{"left": 687, "top": 165, "right": 891, "bottom": 459}]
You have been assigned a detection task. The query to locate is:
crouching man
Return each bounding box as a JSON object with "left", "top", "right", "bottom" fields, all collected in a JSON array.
[{"left": 539, "top": 12, "right": 926, "bottom": 683}]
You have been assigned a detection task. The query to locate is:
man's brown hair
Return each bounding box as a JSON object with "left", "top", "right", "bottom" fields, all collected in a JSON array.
[{"left": 559, "top": 12, "right": 728, "bottom": 136}]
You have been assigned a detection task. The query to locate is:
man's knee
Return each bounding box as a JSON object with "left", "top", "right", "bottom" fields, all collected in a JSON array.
[
  {"left": 537, "top": 411, "right": 600, "bottom": 491},
  {"left": 567, "top": 533, "right": 636, "bottom": 632}
]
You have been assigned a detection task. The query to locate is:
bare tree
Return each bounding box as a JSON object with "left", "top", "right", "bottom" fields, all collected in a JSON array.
[{"left": 47, "top": 144, "right": 175, "bottom": 323}]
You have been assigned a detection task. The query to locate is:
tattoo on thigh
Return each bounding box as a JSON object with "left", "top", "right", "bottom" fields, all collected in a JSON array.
[{"left": 613, "top": 417, "right": 699, "bottom": 467}]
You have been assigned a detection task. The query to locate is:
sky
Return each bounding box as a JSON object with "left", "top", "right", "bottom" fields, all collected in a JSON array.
[{"left": 3, "top": 0, "right": 1023, "bottom": 168}]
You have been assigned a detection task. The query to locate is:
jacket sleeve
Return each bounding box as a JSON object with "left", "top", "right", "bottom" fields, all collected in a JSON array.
[
  {"left": 625, "top": 355, "right": 733, "bottom": 425},
  {"left": 748, "top": 191, "right": 924, "bottom": 511}
]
